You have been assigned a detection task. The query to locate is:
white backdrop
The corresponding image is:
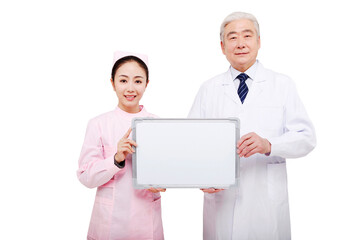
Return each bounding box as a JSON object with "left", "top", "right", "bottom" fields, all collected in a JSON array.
[{"left": 1, "top": 0, "right": 359, "bottom": 239}]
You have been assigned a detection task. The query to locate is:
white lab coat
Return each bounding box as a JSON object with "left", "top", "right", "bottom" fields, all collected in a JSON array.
[{"left": 188, "top": 62, "right": 316, "bottom": 240}]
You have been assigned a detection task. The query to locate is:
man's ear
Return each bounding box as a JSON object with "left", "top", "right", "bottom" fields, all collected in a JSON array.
[
  {"left": 258, "top": 36, "right": 261, "bottom": 49},
  {"left": 221, "top": 41, "right": 226, "bottom": 55}
]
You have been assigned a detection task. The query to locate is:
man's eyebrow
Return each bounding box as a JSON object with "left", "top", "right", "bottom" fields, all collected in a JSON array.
[
  {"left": 226, "top": 29, "right": 254, "bottom": 37},
  {"left": 242, "top": 29, "right": 255, "bottom": 34},
  {"left": 226, "top": 31, "right": 238, "bottom": 37}
]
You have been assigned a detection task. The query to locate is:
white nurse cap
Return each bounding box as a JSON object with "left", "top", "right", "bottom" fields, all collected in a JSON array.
[{"left": 113, "top": 51, "right": 149, "bottom": 66}]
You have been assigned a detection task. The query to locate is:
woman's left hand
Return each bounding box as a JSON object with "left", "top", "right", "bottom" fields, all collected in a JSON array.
[{"left": 148, "top": 187, "right": 166, "bottom": 193}]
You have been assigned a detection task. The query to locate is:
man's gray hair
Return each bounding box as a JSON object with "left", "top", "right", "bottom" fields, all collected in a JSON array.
[{"left": 220, "top": 12, "right": 260, "bottom": 42}]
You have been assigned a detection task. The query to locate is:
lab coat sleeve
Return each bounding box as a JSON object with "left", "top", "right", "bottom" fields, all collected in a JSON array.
[
  {"left": 188, "top": 83, "right": 207, "bottom": 118},
  {"left": 268, "top": 80, "right": 316, "bottom": 158},
  {"left": 77, "top": 118, "right": 121, "bottom": 188}
]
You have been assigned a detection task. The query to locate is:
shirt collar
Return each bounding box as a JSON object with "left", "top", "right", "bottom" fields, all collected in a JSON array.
[
  {"left": 115, "top": 105, "right": 147, "bottom": 118},
  {"left": 231, "top": 60, "right": 258, "bottom": 81}
]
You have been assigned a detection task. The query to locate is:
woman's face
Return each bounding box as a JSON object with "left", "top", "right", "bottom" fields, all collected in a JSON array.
[{"left": 111, "top": 61, "right": 148, "bottom": 113}]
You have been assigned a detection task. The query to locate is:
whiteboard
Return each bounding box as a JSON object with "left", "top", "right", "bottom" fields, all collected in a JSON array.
[{"left": 131, "top": 118, "right": 240, "bottom": 188}]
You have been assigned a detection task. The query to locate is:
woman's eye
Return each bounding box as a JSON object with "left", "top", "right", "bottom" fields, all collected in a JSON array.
[
  {"left": 135, "top": 80, "right": 142, "bottom": 84},
  {"left": 120, "top": 79, "right": 127, "bottom": 83}
]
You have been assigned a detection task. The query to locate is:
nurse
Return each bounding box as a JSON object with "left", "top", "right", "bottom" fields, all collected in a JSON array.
[
  {"left": 188, "top": 12, "right": 316, "bottom": 239},
  {"left": 77, "top": 51, "right": 165, "bottom": 240}
]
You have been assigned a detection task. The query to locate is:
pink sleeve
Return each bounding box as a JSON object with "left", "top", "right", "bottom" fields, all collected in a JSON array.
[{"left": 77, "top": 118, "right": 121, "bottom": 188}]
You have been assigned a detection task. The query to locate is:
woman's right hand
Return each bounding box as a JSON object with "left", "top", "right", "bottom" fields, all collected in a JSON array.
[
  {"left": 200, "top": 188, "right": 224, "bottom": 194},
  {"left": 114, "top": 128, "right": 137, "bottom": 163},
  {"left": 148, "top": 187, "right": 167, "bottom": 193}
]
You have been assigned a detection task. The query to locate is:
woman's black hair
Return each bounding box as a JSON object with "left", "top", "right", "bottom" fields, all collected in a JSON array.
[{"left": 111, "top": 55, "right": 149, "bottom": 83}]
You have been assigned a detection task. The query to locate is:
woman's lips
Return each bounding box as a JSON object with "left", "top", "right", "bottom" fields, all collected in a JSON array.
[{"left": 124, "top": 95, "right": 136, "bottom": 101}]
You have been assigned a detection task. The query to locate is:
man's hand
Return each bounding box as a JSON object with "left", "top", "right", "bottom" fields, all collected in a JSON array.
[{"left": 237, "top": 132, "right": 271, "bottom": 158}]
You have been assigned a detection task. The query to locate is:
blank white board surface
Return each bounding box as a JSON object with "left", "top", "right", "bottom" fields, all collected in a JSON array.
[{"left": 131, "top": 118, "right": 240, "bottom": 188}]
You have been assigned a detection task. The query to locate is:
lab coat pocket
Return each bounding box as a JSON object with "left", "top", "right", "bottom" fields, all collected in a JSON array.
[
  {"left": 88, "top": 195, "right": 114, "bottom": 240},
  {"left": 152, "top": 197, "right": 164, "bottom": 240},
  {"left": 103, "top": 145, "right": 115, "bottom": 159},
  {"left": 267, "top": 162, "right": 288, "bottom": 204},
  {"left": 89, "top": 162, "right": 115, "bottom": 239}
]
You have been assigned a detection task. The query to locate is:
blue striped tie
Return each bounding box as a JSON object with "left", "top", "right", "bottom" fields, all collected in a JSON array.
[{"left": 237, "top": 73, "right": 249, "bottom": 103}]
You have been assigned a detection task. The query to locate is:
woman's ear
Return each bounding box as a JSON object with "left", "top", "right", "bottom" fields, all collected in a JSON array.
[
  {"left": 146, "top": 80, "right": 150, "bottom": 87},
  {"left": 110, "top": 78, "right": 116, "bottom": 91}
]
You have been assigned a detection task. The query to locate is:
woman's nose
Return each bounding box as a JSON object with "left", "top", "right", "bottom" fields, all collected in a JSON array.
[{"left": 126, "top": 82, "right": 135, "bottom": 91}]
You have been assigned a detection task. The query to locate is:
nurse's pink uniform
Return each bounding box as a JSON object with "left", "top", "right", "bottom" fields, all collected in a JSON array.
[{"left": 77, "top": 106, "right": 164, "bottom": 240}]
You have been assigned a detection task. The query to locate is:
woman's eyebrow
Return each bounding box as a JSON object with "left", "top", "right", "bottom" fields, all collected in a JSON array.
[
  {"left": 117, "top": 74, "right": 144, "bottom": 78},
  {"left": 118, "top": 74, "right": 129, "bottom": 78}
]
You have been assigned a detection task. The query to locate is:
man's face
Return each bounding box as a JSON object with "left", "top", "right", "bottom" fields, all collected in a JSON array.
[{"left": 221, "top": 18, "right": 261, "bottom": 72}]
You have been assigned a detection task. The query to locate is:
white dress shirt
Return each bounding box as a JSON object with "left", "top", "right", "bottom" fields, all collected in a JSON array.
[{"left": 231, "top": 60, "right": 259, "bottom": 90}]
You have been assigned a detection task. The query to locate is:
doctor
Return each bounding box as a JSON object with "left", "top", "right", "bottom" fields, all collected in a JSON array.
[{"left": 188, "top": 12, "right": 316, "bottom": 239}]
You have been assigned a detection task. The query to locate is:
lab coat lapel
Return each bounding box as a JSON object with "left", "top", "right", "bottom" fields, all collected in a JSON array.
[
  {"left": 243, "top": 63, "right": 267, "bottom": 105},
  {"left": 222, "top": 68, "right": 241, "bottom": 105}
]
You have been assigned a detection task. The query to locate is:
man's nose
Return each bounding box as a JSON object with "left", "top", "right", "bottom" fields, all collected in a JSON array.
[{"left": 236, "top": 38, "right": 245, "bottom": 48}]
